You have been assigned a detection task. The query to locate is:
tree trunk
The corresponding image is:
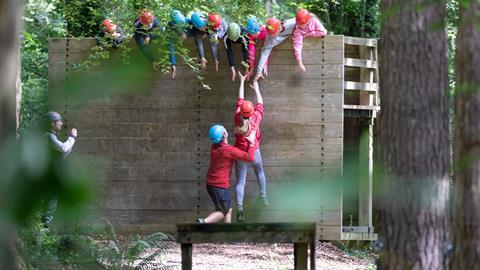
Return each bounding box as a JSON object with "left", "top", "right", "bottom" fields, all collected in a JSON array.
[
  {"left": 451, "top": 1, "right": 480, "bottom": 269},
  {"left": 0, "top": 1, "right": 24, "bottom": 269},
  {"left": 377, "top": 0, "right": 450, "bottom": 269}
]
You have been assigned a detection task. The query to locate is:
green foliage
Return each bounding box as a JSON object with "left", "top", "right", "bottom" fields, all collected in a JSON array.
[
  {"left": 268, "top": 0, "right": 380, "bottom": 37},
  {"left": 19, "top": 215, "right": 173, "bottom": 269},
  {"left": 54, "top": 0, "right": 105, "bottom": 37}
]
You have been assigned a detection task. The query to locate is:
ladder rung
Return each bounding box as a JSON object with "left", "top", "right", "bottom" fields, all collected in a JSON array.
[
  {"left": 344, "top": 58, "right": 377, "bottom": 69},
  {"left": 344, "top": 36, "right": 378, "bottom": 47},
  {"left": 344, "top": 81, "right": 378, "bottom": 92}
]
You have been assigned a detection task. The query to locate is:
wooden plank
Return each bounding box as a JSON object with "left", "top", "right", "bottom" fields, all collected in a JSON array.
[
  {"left": 67, "top": 122, "right": 343, "bottom": 138},
  {"left": 105, "top": 181, "right": 342, "bottom": 210},
  {"left": 243, "top": 210, "right": 342, "bottom": 225},
  {"left": 344, "top": 81, "right": 378, "bottom": 92},
  {"left": 104, "top": 164, "right": 342, "bottom": 182},
  {"left": 50, "top": 92, "right": 344, "bottom": 111},
  {"left": 64, "top": 108, "right": 343, "bottom": 126},
  {"left": 176, "top": 222, "right": 316, "bottom": 243},
  {"left": 343, "top": 105, "right": 380, "bottom": 110},
  {"left": 341, "top": 232, "right": 378, "bottom": 241},
  {"left": 344, "top": 58, "right": 377, "bottom": 69},
  {"left": 316, "top": 225, "right": 342, "bottom": 240},
  {"left": 343, "top": 36, "right": 377, "bottom": 47}
]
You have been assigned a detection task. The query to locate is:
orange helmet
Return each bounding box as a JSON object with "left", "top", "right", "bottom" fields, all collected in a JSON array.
[
  {"left": 208, "top": 12, "right": 223, "bottom": 30},
  {"left": 296, "top": 9, "right": 311, "bottom": 25},
  {"left": 102, "top": 18, "right": 115, "bottom": 32},
  {"left": 240, "top": 100, "right": 254, "bottom": 118},
  {"left": 139, "top": 9, "right": 154, "bottom": 25},
  {"left": 266, "top": 17, "right": 281, "bottom": 36}
]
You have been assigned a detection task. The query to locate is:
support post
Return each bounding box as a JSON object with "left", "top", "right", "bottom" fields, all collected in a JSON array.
[
  {"left": 181, "top": 243, "right": 192, "bottom": 270},
  {"left": 310, "top": 240, "right": 316, "bottom": 270},
  {"left": 294, "top": 242, "right": 308, "bottom": 270}
]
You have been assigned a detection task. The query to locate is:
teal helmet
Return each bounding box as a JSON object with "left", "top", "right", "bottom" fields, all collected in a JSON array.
[{"left": 170, "top": 10, "right": 186, "bottom": 25}]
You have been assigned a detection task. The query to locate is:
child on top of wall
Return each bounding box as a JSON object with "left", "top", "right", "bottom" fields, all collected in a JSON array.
[
  {"left": 292, "top": 9, "right": 328, "bottom": 72},
  {"left": 253, "top": 16, "right": 296, "bottom": 82},
  {"left": 197, "top": 125, "right": 256, "bottom": 224},
  {"left": 167, "top": 9, "right": 189, "bottom": 78},
  {"left": 223, "top": 22, "right": 250, "bottom": 82},
  {"left": 244, "top": 16, "right": 269, "bottom": 80},
  {"left": 134, "top": 9, "right": 172, "bottom": 71},
  {"left": 98, "top": 18, "right": 125, "bottom": 48},
  {"left": 189, "top": 12, "right": 228, "bottom": 71}
]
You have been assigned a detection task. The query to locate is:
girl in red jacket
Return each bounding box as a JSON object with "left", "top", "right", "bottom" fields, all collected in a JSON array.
[
  {"left": 234, "top": 73, "right": 267, "bottom": 222},
  {"left": 197, "top": 125, "right": 256, "bottom": 223}
]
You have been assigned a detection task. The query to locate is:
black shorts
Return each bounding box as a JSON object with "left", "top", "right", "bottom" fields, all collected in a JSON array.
[{"left": 206, "top": 185, "right": 231, "bottom": 215}]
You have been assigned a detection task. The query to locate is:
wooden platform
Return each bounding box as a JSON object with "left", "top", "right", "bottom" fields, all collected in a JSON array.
[{"left": 177, "top": 222, "right": 316, "bottom": 270}]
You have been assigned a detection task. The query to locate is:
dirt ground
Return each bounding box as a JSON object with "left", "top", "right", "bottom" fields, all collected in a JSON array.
[{"left": 152, "top": 241, "right": 376, "bottom": 270}]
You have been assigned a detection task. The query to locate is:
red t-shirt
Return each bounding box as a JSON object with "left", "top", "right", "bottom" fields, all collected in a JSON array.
[
  {"left": 206, "top": 143, "right": 255, "bottom": 189},
  {"left": 234, "top": 98, "right": 264, "bottom": 151}
]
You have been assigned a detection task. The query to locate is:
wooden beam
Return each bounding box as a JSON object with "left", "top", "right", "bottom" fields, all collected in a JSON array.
[
  {"left": 344, "top": 58, "right": 378, "bottom": 69},
  {"left": 341, "top": 232, "right": 378, "bottom": 241},
  {"left": 343, "top": 105, "right": 380, "bottom": 111},
  {"left": 344, "top": 81, "right": 378, "bottom": 92},
  {"left": 344, "top": 36, "right": 378, "bottom": 47},
  {"left": 176, "top": 222, "right": 316, "bottom": 243}
]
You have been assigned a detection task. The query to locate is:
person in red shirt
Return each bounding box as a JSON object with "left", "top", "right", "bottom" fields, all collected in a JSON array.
[
  {"left": 234, "top": 72, "right": 267, "bottom": 222},
  {"left": 197, "top": 125, "right": 256, "bottom": 223}
]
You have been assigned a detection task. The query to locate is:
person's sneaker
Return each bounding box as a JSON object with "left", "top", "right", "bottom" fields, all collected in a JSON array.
[
  {"left": 196, "top": 218, "right": 205, "bottom": 224},
  {"left": 236, "top": 210, "right": 244, "bottom": 223}
]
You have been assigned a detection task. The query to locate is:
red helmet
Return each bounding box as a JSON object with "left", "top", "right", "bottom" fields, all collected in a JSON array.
[
  {"left": 240, "top": 100, "right": 254, "bottom": 118},
  {"left": 139, "top": 9, "right": 154, "bottom": 25},
  {"left": 296, "top": 9, "right": 311, "bottom": 25},
  {"left": 102, "top": 19, "right": 115, "bottom": 32},
  {"left": 208, "top": 12, "right": 223, "bottom": 30},
  {"left": 266, "top": 17, "right": 281, "bottom": 36}
]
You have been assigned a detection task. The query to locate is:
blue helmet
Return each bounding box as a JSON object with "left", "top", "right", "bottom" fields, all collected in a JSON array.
[
  {"left": 208, "top": 125, "right": 225, "bottom": 144},
  {"left": 170, "top": 10, "right": 186, "bottom": 25},
  {"left": 191, "top": 12, "right": 207, "bottom": 30},
  {"left": 245, "top": 16, "right": 260, "bottom": 34}
]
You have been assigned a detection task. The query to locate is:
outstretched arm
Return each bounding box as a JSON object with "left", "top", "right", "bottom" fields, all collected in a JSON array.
[
  {"left": 251, "top": 81, "right": 263, "bottom": 104},
  {"left": 238, "top": 71, "right": 246, "bottom": 99}
]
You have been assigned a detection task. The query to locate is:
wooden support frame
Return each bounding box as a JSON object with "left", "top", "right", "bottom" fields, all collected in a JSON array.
[{"left": 177, "top": 223, "right": 316, "bottom": 270}]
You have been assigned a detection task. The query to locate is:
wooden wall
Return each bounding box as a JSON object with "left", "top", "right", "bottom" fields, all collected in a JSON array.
[{"left": 48, "top": 35, "right": 344, "bottom": 240}]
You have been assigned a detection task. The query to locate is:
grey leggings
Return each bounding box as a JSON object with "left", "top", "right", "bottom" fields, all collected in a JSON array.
[{"left": 235, "top": 148, "right": 267, "bottom": 210}]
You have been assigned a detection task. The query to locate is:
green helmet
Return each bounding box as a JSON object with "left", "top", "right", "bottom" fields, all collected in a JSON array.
[{"left": 228, "top": 23, "right": 241, "bottom": 41}]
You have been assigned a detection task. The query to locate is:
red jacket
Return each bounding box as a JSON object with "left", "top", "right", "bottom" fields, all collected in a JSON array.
[
  {"left": 206, "top": 143, "right": 255, "bottom": 188},
  {"left": 234, "top": 98, "right": 264, "bottom": 152}
]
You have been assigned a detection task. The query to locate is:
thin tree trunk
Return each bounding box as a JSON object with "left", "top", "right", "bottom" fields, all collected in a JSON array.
[
  {"left": 377, "top": 0, "right": 450, "bottom": 269},
  {"left": 451, "top": 1, "right": 480, "bottom": 269},
  {"left": 0, "top": 1, "right": 24, "bottom": 269},
  {"left": 16, "top": 48, "right": 22, "bottom": 138}
]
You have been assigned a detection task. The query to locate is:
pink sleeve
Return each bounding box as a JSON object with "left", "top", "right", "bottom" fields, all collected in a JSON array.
[
  {"left": 248, "top": 40, "right": 256, "bottom": 72},
  {"left": 305, "top": 18, "right": 327, "bottom": 38},
  {"left": 292, "top": 27, "right": 304, "bottom": 62},
  {"left": 251, "top": 103, "right": 264, "bottom": 128}
]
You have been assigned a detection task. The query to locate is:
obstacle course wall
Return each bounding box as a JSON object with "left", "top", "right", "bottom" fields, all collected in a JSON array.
[{"left": 48, "top": 36, "right": 344, "bottom": 240}]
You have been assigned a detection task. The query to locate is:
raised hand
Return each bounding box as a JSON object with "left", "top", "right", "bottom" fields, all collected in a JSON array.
[{"left": 238, "top": 71, "right": 247, "bottom": 83}]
